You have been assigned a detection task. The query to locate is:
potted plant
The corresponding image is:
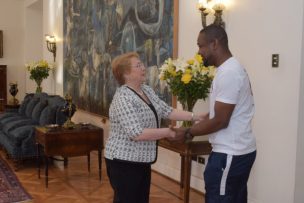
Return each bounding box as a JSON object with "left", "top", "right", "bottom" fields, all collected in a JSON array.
[{"left": 25, "top": 60, "right": 52, "bottom": 93}]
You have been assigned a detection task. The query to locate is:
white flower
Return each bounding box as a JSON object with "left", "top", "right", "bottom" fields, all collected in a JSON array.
[{"left": 172, "top": 58, "right": 189, "bottom": 72}]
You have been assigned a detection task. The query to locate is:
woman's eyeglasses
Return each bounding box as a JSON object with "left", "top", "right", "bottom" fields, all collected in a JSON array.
[{"left": 131, "top": 62, "right": 145, "bottom": 69}]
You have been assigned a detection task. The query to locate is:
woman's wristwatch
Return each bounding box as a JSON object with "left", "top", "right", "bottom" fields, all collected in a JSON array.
[{"left": 185, "top": 128, "right": 194, "bottom": 140}]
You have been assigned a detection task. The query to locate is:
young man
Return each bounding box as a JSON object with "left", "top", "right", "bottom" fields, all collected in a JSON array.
[{"left": 173, "top": 24, "right": 256, "bottom": 203}]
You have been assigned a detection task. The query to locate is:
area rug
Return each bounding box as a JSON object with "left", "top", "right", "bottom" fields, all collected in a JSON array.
[{"left": 0, "top": 157, "right": 32, "bottom": 203}]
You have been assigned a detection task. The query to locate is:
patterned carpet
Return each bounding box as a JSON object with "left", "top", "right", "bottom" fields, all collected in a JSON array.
[{"left": 0, "top": 157, "right": 32, "bottom": 203}]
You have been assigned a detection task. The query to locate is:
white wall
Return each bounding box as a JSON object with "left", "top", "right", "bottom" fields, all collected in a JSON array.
[
  {"left": 294, "top": 2, "right": 304, "bottom": 202},
  {"left": 227, "top": 0, "right": 303, "bottom": 202},
  {"left": 24, "top": 0, "right": 43, "bottom": 93},
  {"left": 26, "top": 0, "right": 304, "bottom": 202},
  {"left": 0, "top": 0, "right": 25, "bottom": 101},
  {"left": 43, "top": 0, "right": 63, "bottom": 95}
]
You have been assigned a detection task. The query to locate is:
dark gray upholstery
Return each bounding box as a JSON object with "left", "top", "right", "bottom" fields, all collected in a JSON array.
[
  {"left": 39, "top": 106, "right": 57, "bottom": 126},
  {"left": 0, "top": 93, "right": 68, "bottom": 160}
]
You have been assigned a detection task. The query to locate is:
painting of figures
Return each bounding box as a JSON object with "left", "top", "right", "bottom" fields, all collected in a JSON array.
[{"left": 63, "top": 0, "right": 177, "bottom": 117}]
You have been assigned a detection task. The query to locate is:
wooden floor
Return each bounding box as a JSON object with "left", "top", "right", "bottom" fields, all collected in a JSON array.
[{"left": 2, "top": 152, "right": 205, "bottom": 203}]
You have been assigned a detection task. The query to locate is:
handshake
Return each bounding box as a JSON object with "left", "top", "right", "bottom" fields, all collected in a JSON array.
[
  {"left": 166, "top": 127, "right": 191, "bottom": 143},
  {"left": 165, "top": 112, "right": 208, "bottom": 143}
]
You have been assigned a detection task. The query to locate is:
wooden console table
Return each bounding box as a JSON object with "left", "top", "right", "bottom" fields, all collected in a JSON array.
[
  {"left": 35, "top": 124, "right": 103, "bottom": 188},
  {"left": 5, "top": 103, "right": 20, "bottom": 111},
  {"left": 159, "top": 138, "right": 212, "bottom": 203},
  {"left": 0, "top": 65, "right": 7, "bottom": 112}
]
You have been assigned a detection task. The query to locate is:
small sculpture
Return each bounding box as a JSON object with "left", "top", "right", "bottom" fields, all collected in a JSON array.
[
  {"left": 62, "top": 94, "right": 76, "bottom": 129},
  {"left": 9, "top": 82, "right": 19, "bottom": 105}
]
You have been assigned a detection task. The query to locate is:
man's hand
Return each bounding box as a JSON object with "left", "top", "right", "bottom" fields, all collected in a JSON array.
[{"left": 167, "top": 127, "right": 187, "bottom": 142}]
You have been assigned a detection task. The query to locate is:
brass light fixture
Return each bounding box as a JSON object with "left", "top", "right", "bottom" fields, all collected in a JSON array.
[
  {"left": 198, "top": 0, "right": 209, "bottom": 28},
  {"left": 45, "top": 35, "right": 56, "bottom": 62},
  {"left": 198, "top": 0, "right": 226, "bottom": 28}
]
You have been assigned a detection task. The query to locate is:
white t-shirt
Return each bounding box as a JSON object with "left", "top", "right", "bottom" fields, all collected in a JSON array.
[{"left": 209, "top": 57, "right": 256, "bottom": 155}]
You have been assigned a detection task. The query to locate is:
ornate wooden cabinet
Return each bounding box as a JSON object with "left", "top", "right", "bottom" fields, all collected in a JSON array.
[{"left": 0, "top": 65, "right": 7, "bottom": 111}]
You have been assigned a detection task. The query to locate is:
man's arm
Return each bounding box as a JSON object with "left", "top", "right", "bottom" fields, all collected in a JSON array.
[
  {"left": 171, "top": 101, "right": 235, "bottom": 141},
  {"left": 190, "top": 101, "right": 235, "bottom": 136}
]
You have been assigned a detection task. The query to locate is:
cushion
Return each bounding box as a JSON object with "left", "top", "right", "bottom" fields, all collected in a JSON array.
[
  {"left": 0, "top": 114, "right": 20, "bottom": 130},
  {"left": 9, "top": 125, "right": 35, "bottom": 147},
  {"left": 18, "top": 94, "right": 34, "bottom": 115},
  {"left": 39, "top": 106, "right": 57, "bottom": 125},
  {"left": 0, "top": 112, "right": 18, "bottom": 120},
  {"left": 0, "top": 115, "right": 24, "bottom": 126},
  {"left": 3, "top": 118, "right": 36, "bottom": 135},
  {"left": 31, "top": 100, "right": 48, "bottom": 122},
  {"left": 25, "top": 98, "right": 40, "bottom": 118}
]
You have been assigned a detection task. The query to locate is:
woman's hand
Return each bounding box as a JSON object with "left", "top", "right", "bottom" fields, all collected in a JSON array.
[
  {"left": 195, "top": 112, "right": 209, "bottom": 122},
  {"left": 167, "top": 126, "right": 176, "bottom": 138},
  {"left": 167, "top": 127, "right": 187, "bottom": 142}
]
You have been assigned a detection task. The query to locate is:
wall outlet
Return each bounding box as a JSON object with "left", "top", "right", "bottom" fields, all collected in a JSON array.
[
  {"left": 191, "top": 155, "right": 197, "bottom": 162},
  {"left": 198, "top": 156, "right": 205, "bottom": 165},
  {"left": 272, "top": 54, "right": 279, "bottom": 68}
]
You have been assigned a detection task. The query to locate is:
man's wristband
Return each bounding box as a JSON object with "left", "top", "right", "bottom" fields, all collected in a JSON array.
[{"left": 185, "top": 128, "right": 194, "bottom": 140}]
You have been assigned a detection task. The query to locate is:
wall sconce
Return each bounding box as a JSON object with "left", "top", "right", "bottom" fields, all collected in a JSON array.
[
  {"left": 45, "top": 35, "right": 56, "bottom": 62},
  {"left": 198, "top": 0, "right": 226, "bottom": 28}
]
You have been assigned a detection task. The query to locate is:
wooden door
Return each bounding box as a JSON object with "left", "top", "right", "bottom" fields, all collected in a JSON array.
[{"left": 0, "top": 65, "right": 7, "bottom": 111}]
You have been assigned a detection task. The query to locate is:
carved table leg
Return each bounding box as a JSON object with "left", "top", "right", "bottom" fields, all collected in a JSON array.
[
  {"left": 183, "top": 154, "right": 192, "bottom": 203},
  {"left": 45, "top": 156, "right": 48, "bottom": 188},
  {"left": 37, "top": 143, "right": 40, "bottom": 179},
  {"left": 180, "top": 155, "right": 185, "bottom": 189},
  {"left": 87, "top": 153, "right": 90, "bottom": 172},
  {"left": 64, "top": 157, "right": 68, "bottom": 167},
  {"left": 98, "top": 148, "right": 101, "bottom": 181}
]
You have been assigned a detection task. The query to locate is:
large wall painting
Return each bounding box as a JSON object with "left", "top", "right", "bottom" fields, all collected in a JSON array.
[{"left": 63, "top": 0, "right": 178, "bottom": 117}]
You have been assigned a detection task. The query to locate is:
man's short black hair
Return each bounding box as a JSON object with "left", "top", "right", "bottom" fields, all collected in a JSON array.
[{"left": 200, "top": 24, "right": 228, "bottom": 48}]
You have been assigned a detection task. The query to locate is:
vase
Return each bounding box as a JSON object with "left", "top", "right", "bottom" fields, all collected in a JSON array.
[
  {"left": 9, "top": 83, "right": 19, "bottom": 104},
  {"left": 35, "top": 79, "right": 42, "bottom": 93},
  {"left": 180, "top": 98, "right": 197, "bottom": 128}
]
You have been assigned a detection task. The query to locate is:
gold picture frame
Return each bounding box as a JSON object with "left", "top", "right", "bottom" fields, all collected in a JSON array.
[{"left": 172, "top": 0, "right": 179, "bottom": 109}]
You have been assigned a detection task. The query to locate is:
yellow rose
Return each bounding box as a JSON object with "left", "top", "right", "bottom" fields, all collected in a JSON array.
[
  {"left": 168, "top": 67, "right": 176, "bottom": 76},
  {"left": 187, "top": 59, "right": 194, "bottom": 65},
  {"left": 195, "top": 54, "right": 203, "bottom": 64},
  {"left": 181, "top": 73, "right": 192, "bottom": 84},
  {"left": 185, "top": 69, "right": 192, "bottom": 74}
]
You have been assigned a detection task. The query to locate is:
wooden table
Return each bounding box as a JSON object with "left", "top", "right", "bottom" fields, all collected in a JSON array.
[
  {"left": 159, "top": 138, "right": 212, "bottom": 203},
  {"left": 5, "top": 103, "right": 20, "bottom": 110},
  {"left": 35, "top": 124, "right": 103, "bottom": 188}
]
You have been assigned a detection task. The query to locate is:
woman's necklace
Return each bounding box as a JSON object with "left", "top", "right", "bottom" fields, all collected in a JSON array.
[
  {"left": 137, "top": 90, "right": 144, "bottom": 96},
  {"left": 127, "top": 85, "right": 144, "bottom": 96}
]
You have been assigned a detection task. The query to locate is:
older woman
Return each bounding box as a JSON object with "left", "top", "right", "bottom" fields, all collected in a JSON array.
[{"left": 105, "top": 52, "right": 202, "bottom": 203}]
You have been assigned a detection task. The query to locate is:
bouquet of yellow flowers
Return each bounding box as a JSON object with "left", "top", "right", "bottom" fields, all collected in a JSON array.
[
  {"left": 159, "top": 54, "right": 215, "bottom": 112},
  {"left": 25, "top": 60, "right": 52, "bottom": 93}
]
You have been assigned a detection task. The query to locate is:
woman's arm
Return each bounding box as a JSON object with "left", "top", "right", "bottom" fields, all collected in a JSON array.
[
  {"left": 132, "top": 128, "right": 175, "bottom": 141},
  {"left": 167, "top": 109, "right": 208, "bottom": 121}
]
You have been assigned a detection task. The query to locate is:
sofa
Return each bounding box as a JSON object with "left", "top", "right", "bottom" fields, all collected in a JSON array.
[{"left": 0, "top": 92, "right": 68, "bottom": 163}]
